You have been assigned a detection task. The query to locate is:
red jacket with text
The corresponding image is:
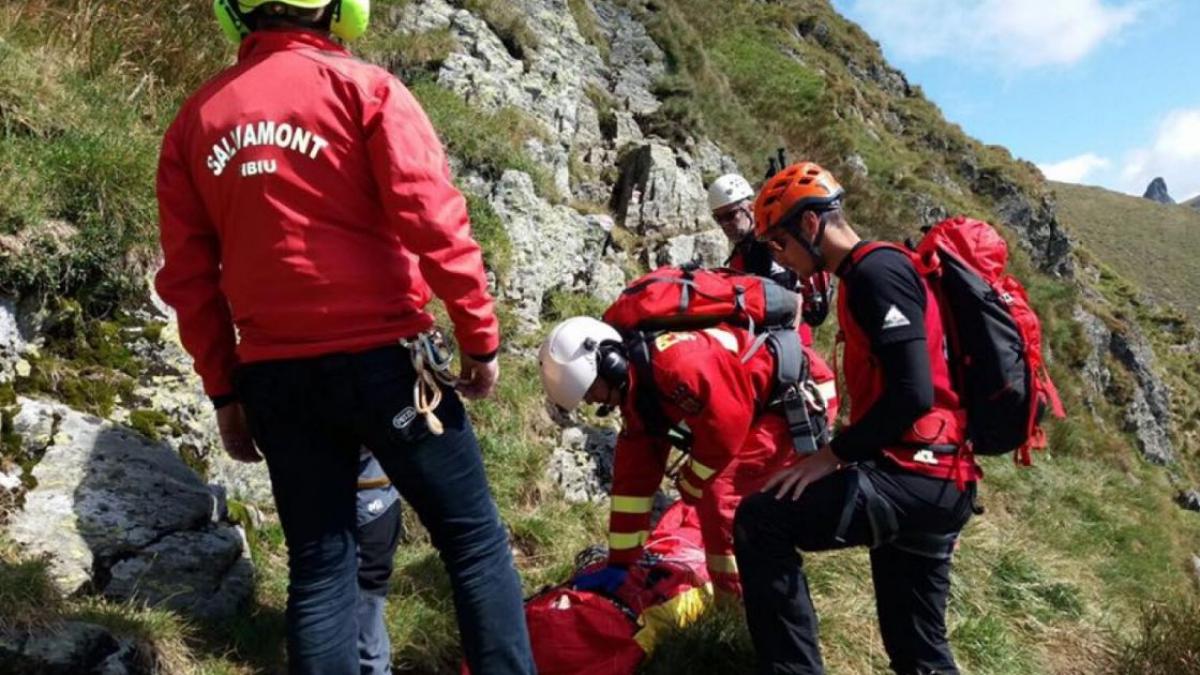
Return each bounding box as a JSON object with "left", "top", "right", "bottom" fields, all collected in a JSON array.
[
  {"left": 155, "top": 29, "right": 498, "bottom": 396},
  {"left": 606, "top": 326, "right": 837, "bottom": 565}
]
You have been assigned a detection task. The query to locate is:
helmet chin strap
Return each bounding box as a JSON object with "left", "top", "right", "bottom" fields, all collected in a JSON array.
[{"left": 785, "top": 210, "right": 829, "bottom": 273}]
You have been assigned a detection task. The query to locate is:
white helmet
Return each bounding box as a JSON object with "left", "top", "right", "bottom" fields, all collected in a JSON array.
[
  {"left": 539, "top": 316, "right": 623, "bottom": 411},
  {"left": 707, "top": 174, "right": 755, "bottom": 212}
]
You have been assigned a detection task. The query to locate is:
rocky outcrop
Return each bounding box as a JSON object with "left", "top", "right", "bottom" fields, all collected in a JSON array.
[
  {"left": 611, "top": 143, "right": 710, "bottom": 235},
  {"left": 140, "top": 291, "right": 274, "bottom": 505},
  {"left": 1142, "top": 177, "right": 1174, "bottom": 204},
  {"left": 653, "top": 229, "right": 729, "bottom": 268},
  {"left": 0, "top": 621, "right": 152, "bottom": 675},
  {"left": 5, "top": 398, "right": 253, "bottom": 621},
  {"left": 976, "top": 172, "right": 1073, "bottom": 277},
  {"left": 1177, "top": 489, "right": 1200, "bottom": 512},
  {"left": 548, "top": 425, "right": 617, "bottom": 503},
  {"left": 487, "top": 170, "right": 626, "bottom": 330},
  {"left": 0, "top": 296, "right": 30, "bottom": 384},
  {"left": 1074, "top": 307, "right": 1175, "bottom": 464}
]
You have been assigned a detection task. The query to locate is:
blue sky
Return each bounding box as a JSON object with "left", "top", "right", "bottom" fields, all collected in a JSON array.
[{"left": 832, "top": 0, "right": 1200, "bottom": 202}]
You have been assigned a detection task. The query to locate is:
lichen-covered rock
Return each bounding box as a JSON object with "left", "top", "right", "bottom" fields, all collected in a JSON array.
[
  {"left": 0, "top": 296, "right": 28, "bottom": 384},
  {"left": 652, "top": 229, "right": 729, "bottom": 268},
  {"left": 5, "top": 398, "right": 251, "bottom": 620},
  {"left": 548, "top": 425, "right": 617, "bottom": 503},
  {"left": 0, "top": 621, "right": 152, "bottom": 675},
  {"left": 592, "top": 0, "right": 665, "bottom": 115},
  {"left": 488, "top": 170, "right": 624, "bottom": 330},
  {"left": 401, "top": 0, "right": 607, "bottom": 196},
  {"left": 612, "top": 143, "right": 709, "bottom": 235}
]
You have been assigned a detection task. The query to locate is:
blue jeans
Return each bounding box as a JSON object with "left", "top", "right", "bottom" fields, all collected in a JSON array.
[{"left": 236, "top": 345, "right": 534, "bottom": 675}]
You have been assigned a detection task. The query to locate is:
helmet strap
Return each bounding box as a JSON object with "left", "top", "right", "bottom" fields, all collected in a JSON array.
[{"left": 784, "top": 210, "right": 829, "bottom": 272}]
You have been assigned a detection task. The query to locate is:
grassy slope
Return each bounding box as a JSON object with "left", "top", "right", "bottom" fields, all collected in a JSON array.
[
  {"left": 0, "top": 1, "right": 1198, "bottom": 674},
  {"left": 1053, "top": 181, "right": 1200, "bottom": 323}
]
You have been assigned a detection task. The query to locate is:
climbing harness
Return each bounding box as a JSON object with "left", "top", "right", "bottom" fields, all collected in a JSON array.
[{"left": 399, "top": 329, "right": 461, "bottom": 436}]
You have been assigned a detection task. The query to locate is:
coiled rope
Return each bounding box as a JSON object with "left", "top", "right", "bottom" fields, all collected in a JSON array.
[{"left": 399, "top": 331, "right": 460, "bottom": 436}]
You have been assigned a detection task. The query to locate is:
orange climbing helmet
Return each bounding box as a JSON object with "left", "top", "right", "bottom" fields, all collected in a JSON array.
[{"left": 752, "top": 162, "right": 844, "bottom": 241}]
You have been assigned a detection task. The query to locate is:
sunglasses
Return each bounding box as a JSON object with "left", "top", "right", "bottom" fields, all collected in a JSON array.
[{"left": 714, "top": 206, "right": 748, "bottom": 226}]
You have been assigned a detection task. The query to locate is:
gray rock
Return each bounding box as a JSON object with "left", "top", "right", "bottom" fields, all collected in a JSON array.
[
  {"left": 140, "top": 290, "right": 274, "bottom": 505},
  {"left": 1110, "top": 327, "right": 1174, "bottom": 464},
  {"left": 0, "top": 621, "right": 151, "bottom": 675},
  {"left": 1073, "top": 306, "right": 1175, "bottom": 464},
  {"left": 593, "top": 0, "right": 665, "bottom": 115},
  {"left": 612, "top": 143, "right": 709, "bottom": 235},
  {"left": 407, "top": 0, "right": 607, "bottom": 161},
  {"left": 613, "top": 111, "right": 644, "bottom": 148},
  {"left": 690, "top": 138, "right": 740, "bottom": 181},
  {"left": 844, "top": 153, "right": 869, "bottom": 179},
  {"left": 488, "top": 171, "right": 622, "bottom": 330},
  {"left": 1142, "top": 177, "right": 1174, "bottom": 204},
  {"left": 0, "top": 296, "right": 28, "bottom": 383},
  {"left": 993, "top": 192, "right": 1073, "bottom": 277},
  {"left": 105, "top": 528, "right": 254, "bottom": 622},
  {"left": 548, "top": 425, "right": 617, "bottom": 503},
  {"left": 652, "top": 229, "right": 730, "bottom": 268},
  {"left": 5, "top": 398, "right": 251, "bottom": 619},
  {"left": 0, "top": 466, "right": 21, "bottom": 491},
  {"left": 1177, "top": 489, "right": 1200, "bottom": 512}
]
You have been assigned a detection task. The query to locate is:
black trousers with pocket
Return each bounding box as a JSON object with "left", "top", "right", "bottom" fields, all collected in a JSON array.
[{"left": 734, "top": 461, "right": 975, "bottom": 675}]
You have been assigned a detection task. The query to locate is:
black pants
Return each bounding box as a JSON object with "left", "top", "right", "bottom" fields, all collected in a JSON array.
[
  {"left": 734, "top": 461, "right": 975, "bottom": 675},
  {"left": 235, "top": 345, "right": 534, "bottom": 675}
]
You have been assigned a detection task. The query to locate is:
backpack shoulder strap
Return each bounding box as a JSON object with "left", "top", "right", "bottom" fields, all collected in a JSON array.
[
  {"left": 625, "top": 332, "right": 693, "bottom": 451},
  {"left": 848, "top": 241, "right": 911, "bottom": 266}
]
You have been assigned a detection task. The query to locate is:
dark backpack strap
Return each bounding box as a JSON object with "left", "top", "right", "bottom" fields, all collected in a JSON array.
[
  {"left": 833, "top": 467, "right": 900, "bottom": 547},
  {"left": 626, "top": 332, "right": 694, "bottom": 452},
  {"left": 751, "top": 329, "right": 828, "bottom": 456}
]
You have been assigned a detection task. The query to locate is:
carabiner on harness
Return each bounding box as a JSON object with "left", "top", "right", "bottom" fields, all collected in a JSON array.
[{"left": 398, "top": 329, "right": 462, "bottom": 437}]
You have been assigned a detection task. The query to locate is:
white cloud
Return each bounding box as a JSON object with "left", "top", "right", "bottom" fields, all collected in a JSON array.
[
  {"left": 1119, "top": 107, "right": 1200, "bottom": 201},
  {"left": 1038, "top": 153, "right": 1112, "bottom": 183},
  {"left": 843, "top": 0, "right": 1142, "bottom": 69}
]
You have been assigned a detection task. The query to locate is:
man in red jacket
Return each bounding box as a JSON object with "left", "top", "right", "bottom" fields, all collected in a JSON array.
[
  {"left": 733, "top": 163, "right": 979, "bottom": 675},
  {"left": 155, "top": 2, "right": 533, "bottom": 673},
  {"left": 539, "top": 317, "right": 836, "bottom": 596}
]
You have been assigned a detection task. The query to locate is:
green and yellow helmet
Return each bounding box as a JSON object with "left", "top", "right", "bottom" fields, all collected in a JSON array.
[{"left": 213, "top": 0, "right": 370, "bottom": 43}]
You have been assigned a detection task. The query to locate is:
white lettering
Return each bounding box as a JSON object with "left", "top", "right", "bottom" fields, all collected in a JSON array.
[
  {"left": 289, "top": 127, "right": 312, "bottom": 156},
  {"left": 240, "top": 159, "right": 277, "bottom": 177},
  {"left": 256, "top": 120, "right": 276, "bottom": 146},
  {"left": 274, "top": 123, "right": 294, "bottom": 148},
  {"left": 308, "top": 135, "right": 330, "bottom": 160},
  {"left": 242, "top": 122, "right": 258, "bottom": 147}
]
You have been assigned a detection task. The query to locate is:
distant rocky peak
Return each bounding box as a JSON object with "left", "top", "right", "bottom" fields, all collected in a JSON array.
[{"left": 1143, "top": 177, "right": 1174, "bottom": 204}]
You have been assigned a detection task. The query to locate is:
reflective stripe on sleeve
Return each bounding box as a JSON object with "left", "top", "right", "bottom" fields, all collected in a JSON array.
[{"left": 611, "top": 495, "right": 654, "bottom": 514}]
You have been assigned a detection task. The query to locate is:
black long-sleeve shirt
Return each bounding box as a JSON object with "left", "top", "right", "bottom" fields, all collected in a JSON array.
[{"left": 830, "top": 244, "right": 934, "bottom": 463}]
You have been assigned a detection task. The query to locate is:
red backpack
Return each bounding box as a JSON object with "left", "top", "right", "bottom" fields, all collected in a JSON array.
[
  {"left": 905, "top": 216, "right": 1066, "bottom": 464},
  {"left": 602, "top": 265, "right": 831, "bottom": 455},
  {"left": 602, "top": 264, "right": 799, "bottom": 334}
]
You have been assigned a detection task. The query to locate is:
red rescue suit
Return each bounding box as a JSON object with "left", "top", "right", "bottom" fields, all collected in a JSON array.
[
  {"left": 837, "top": 244, "right": 979, "bottom": 485},
  {"left": 606, "top": 326, "right": 837, "bottom": 594},
  {"left": 155, "top": 30, "right": 498, "bottom": 397}
]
